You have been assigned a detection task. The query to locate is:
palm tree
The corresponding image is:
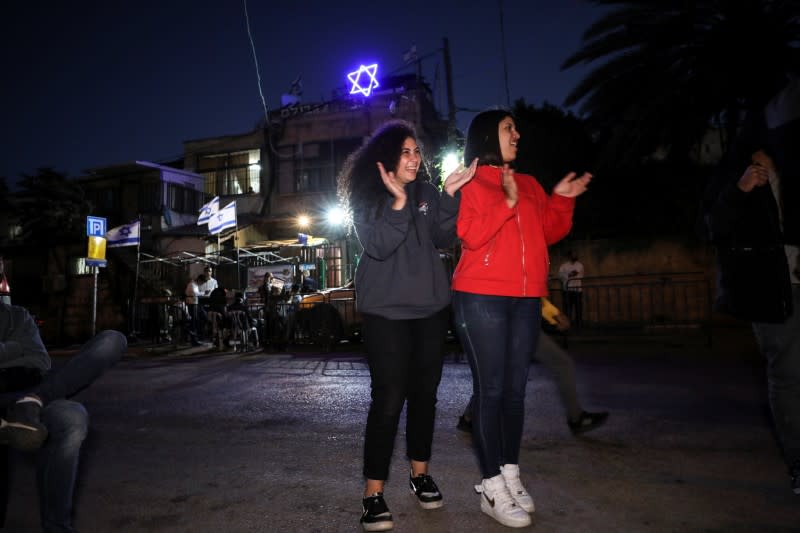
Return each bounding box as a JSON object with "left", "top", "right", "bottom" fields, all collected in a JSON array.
[
  {"left": 562, "top": 0, "right": 800, "bottom": 167},
  {"left": 512, "top": 99, "right": 596, "bottom": 188}
]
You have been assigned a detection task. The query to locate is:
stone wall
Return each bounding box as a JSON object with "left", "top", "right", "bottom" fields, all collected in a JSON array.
[{"left": 549, "top": 238, "right": 716, "bottom": 281}]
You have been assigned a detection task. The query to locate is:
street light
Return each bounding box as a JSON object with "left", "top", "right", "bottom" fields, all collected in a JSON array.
[
  {"left": 326, "top": 206, "right": 346, "bottom": 227},
  {"left": 297, "top": 214, "right": 311, "bottom": 229},
  {"left": 440, "top": 150, "right": 463, "bottom": 184}
]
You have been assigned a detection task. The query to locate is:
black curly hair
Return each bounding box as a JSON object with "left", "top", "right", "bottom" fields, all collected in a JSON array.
[{"left": 337, "top": 120, "right": 429, "bottom": 228}]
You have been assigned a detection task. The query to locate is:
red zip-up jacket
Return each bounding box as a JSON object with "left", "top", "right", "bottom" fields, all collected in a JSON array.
[{"left": 452, "top": 165, "right": 575, "bottom": 297}]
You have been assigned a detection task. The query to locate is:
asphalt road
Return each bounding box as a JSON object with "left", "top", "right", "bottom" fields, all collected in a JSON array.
[{"left": 4, "top": 328, "right": 800, "bottom": 532}]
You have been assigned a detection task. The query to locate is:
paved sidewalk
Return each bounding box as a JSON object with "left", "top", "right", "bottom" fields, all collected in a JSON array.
[{"left": 4, "top": 327, "right": 800, "bottom": 532}]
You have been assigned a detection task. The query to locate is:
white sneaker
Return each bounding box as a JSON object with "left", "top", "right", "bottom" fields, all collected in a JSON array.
[
  {"left": 475, "top": 474, "right": 531, "bottom": 528},
  {"left": 501, "top": 464, "right": 535, "bottom": 513}
]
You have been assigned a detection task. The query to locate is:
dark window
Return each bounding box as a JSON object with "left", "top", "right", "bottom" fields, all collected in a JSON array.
[
  {"left": 290, "top": 138, "right": 362, "bottom": 193},
  {"left": 86, "top": 187, "right": 120, "bottom": 212},
  {"left": 137, "top": 182, "right": 161, "bottom": 213},
  {"left": 166, "top": 184, "right": 204, "bottom": 214}
]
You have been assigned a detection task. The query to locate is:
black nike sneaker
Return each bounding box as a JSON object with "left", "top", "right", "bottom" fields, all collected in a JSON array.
[
  {"left": 360, "top": 492, "right": 393, "bottom": 531},
  {"left": 409, "top": 472, "right": 443, "bottom": 509}
]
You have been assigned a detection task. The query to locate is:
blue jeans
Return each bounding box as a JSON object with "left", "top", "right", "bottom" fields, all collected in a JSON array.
[
  {"left": 463, "top": 331, "right": 583, "bottom": 423},
  {"left": 4, "top": 330, "right": 126, "bottom": 533},
  {"left": 37, "top": 400, "right": 89, "bottom": 533},
  {"left": 752, "top": 285, "right": 800, "bottom": 474},
  {"left": 453, "top": 291, "right": 540, "bottom": 479}
]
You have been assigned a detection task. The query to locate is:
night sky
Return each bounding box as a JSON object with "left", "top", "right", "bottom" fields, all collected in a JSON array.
[{"left": 2, "top": 0, "right": 606, "bottom": 181}]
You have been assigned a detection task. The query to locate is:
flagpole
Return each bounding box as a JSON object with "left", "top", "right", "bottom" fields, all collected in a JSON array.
[
  {"left": 236, "top": 223, "right": 241, "bottom": 290},
  {"left": 131, "top": 230, "right": 141, "bottom": 340}
]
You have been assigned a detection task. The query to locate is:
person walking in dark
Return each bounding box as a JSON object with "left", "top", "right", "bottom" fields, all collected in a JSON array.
[
  {"left": 337, "top": 119, "right": 476, "bottom": 531},
  {"left": 704, "top": 73, "right": 800, "bottom": 495},
  {"left": 184, "top": 274, "right": 206, "bottom": 346},
  {"left": 206, "top": 286, "right": 228, "bottom": 349},
  {"left": 557, "top": 251, "right": 584, "bottom": 328}
]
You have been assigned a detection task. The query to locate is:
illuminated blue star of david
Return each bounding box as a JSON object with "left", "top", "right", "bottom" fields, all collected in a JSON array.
[{"left": 347, "top": 63, "right": 379, "bottom": 97}]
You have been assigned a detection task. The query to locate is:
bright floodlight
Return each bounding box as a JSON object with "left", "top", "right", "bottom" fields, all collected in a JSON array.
[
  {"left": 348, "top": 64, "right": 380, "bottom": 97},
  {"left": 326, "top": 206, "right": 346, "bottom": 226},
  {"left": 297, "top": 214, "right": 311, "bottom": 228},
  {"left": 442, "top": 152, "right": 461, "bottom": 177}
]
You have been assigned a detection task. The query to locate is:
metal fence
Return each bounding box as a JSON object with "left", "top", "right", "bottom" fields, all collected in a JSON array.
[
  {"left": 134, "top": 272, "right": 714, "bottom": 350},
  {"left": 549, "top": 272, "right": 713, "bottom": 345}
]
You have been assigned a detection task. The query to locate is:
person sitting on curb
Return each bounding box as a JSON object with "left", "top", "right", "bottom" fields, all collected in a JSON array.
[
  {"left": 457, "top": 297, "right": 608, "bottom": 436},
  {"left": 0, "top": 301, "right": 126, "bottom": 532}
]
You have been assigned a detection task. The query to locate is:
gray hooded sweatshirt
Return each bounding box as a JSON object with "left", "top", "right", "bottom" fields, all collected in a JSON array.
[{"left": 354, "top": 180, "right": 459, "bottom": 320}]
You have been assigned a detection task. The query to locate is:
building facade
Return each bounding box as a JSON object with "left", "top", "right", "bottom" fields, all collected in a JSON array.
[{"left": 183, "top": 72, "right": 451, "bottom": 290}]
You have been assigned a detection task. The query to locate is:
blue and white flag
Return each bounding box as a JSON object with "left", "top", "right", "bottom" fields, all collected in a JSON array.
[
  {"left": 208, "top": 201, "right": 237, "bottom": 235},
  {"left": 106, "top": 221, "right": 141, "bottom": 248},
  {"left": 197, "top": 196, "right": 219, "bottom": 225}
]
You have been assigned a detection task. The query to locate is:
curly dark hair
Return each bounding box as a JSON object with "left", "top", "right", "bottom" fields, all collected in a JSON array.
[
  {"left": 463, "top": 108, "right": 515, "bottom": 167},
  {"left": 337, "top": 120, "right": 429, "bottom": 227}
]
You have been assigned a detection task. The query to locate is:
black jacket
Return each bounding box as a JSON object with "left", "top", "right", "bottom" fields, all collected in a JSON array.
[{"left": 705, "top": 79, "right": 798, "bottom": 323}]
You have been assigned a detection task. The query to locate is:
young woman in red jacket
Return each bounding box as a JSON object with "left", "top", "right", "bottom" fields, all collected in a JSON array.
[{"left": 452, "top": 109, "right": 591, "bottom": 528}]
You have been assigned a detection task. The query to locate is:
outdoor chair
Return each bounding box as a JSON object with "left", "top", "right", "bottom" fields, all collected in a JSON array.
[{"left": 228, "top": 310, "right": 258, "bottom": 352}]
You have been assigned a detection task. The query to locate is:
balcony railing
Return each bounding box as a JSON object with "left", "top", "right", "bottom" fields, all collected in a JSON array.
[{"left": 200, "top": 165, "right": 260, "bottom": 196}]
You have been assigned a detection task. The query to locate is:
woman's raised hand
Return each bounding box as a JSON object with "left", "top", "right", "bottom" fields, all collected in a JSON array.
[
  {"left": 553, "top": 171, "right": 592, "bottom": 198},
  {"left": 377, "top": 162, "right": 407, "bottom": 210},
  {"left": 501, "top": 164, "right": 518, "bottom": 208},
  {"left": 443, "top": 157, "right": 478, "bottom": 197}
]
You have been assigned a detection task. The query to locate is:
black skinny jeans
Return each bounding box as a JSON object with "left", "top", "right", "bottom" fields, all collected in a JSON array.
[{"left": 361, "top": 308, "right": 449, "bottom": 481}]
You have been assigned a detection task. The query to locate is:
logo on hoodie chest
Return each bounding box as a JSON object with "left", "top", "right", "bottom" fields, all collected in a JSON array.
[{"left": 417, "top": 201, "right": 429, "bottom": 215}]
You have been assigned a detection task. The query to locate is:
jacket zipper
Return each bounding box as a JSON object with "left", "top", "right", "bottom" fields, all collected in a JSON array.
[
  {"left": 483, "top": 238, "right": 496, "bottom": 266},
  {"left": 517, "top": 211, "right": 527, "bottom": 296}
]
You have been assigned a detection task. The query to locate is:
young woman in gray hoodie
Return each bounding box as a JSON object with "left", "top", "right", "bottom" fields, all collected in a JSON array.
[{"left": 338, "top": 120, "right": 476, "bottom": 531}]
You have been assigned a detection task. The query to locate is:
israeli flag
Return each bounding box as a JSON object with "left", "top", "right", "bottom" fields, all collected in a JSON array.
[
  {"left": 208, "top": 201, "right": 237, "bottom": 235},
  {"left": 197, "top": 196, "right": 219, "bottom": 225},
  {"left": 106, "top": 221, "right": 141, "bottom": 248}
]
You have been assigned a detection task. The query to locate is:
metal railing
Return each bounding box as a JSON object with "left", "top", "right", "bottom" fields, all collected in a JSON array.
[
  {"left": 549, "top": 272, "right": 713, "bottom": 345},
  {"left": 133, "top": 273, "right": 713, "bottom": 351}
]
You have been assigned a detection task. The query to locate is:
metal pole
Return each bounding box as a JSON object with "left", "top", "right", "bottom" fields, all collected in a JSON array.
[
  {"left": 235, "top": 226, "right": 241, "bottom": 290},
  {"left": 131, "top": 242, "right": 141, "bottom": 339},
  {"left": 92, "top": 266, "right": 98, "bottom": 337}
]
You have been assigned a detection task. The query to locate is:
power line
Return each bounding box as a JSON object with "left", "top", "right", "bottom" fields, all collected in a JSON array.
[{"left": 242, "top": 0, "right": 270, "bottom": 126}]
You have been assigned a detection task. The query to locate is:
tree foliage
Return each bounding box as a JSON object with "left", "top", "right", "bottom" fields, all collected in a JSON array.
[
  {"left": 508, "top": 100, "right": 710, "bottom": 240},
  {"left": 562, "top": 0, "right": 800, "bottom": 166},
  {"left": 9, "top": 168, "right": 92, "bottom": 246},
  {"left": 512, "top": 99, "right": 596, "bottom": 189},
  {"left": 0, "top": 177, "right": 8, "bottom": 215}
]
